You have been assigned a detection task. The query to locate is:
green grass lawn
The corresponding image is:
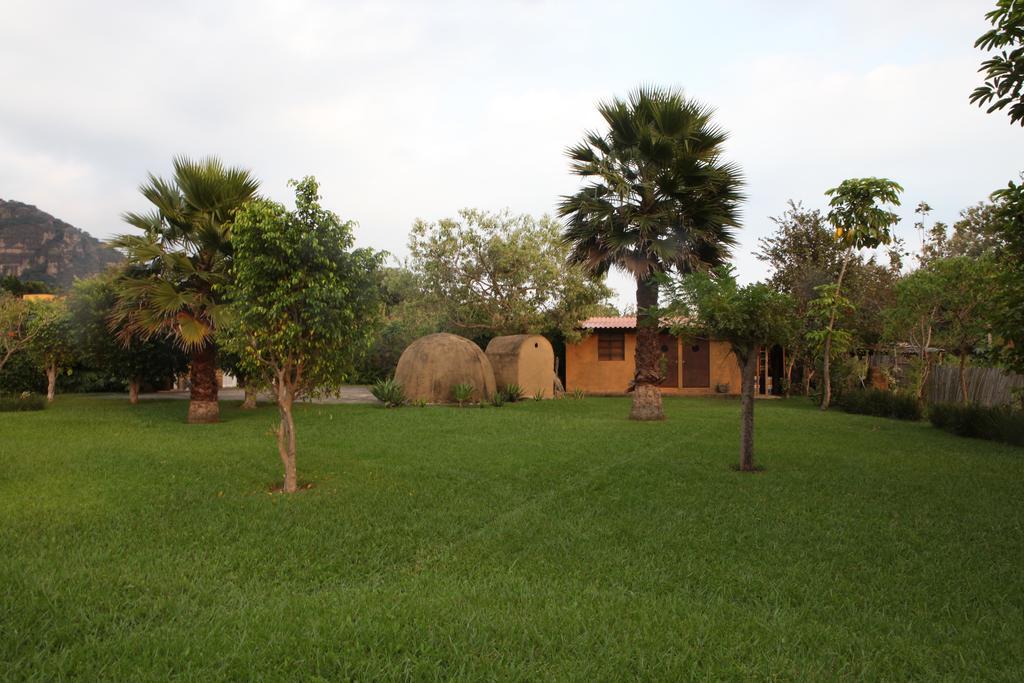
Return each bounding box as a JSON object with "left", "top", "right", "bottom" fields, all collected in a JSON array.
[{"left": 1, "top": 396, "right": 1022, "bottom": 680}]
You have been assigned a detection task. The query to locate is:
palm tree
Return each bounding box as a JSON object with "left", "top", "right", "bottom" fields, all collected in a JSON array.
[
  {"left": 109, "top": 156, "right": 259, "bottom": 423},
  {"left": 560, "top": 86, "right": 744, "bottom": 420}
]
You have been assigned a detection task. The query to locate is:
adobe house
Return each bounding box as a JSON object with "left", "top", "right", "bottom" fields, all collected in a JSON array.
[{"left": 565, "top": 316, "right": 782, "bottom": 396}]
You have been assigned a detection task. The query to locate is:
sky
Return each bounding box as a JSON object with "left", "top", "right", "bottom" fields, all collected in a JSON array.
[{"left": 2, "top": 0, "right": 1021, "bottom": 308}]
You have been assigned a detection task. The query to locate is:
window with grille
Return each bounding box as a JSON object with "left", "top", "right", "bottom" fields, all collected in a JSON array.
[{"left": 597, "top": 331, "right": 625, "bottom": 361}]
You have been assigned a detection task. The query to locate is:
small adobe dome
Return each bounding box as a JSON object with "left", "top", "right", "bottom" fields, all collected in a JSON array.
[
  {"left": 485, "top": 334, "right": 555, "bottom": 399},
  {"left": 395, "top": 333, "right": 496, "bottom": 404}
]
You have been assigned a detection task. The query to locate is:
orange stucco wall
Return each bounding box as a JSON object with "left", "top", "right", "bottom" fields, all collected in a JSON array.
[{"left": 565, "top": 332, "right": 742, "bottom": 396}]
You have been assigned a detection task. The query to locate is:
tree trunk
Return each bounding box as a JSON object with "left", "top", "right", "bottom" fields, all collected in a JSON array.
[
  {"left": 803, "top": 368, "right": 814, "bottom": 396},
  {"left": 630, "top": 276, "right": 665, "bottom": 421},
  {"left": 958, "top": 351, "right": 969, "bottom": 405},
  {"left": 739, "top": 347, "right": 758, "bottom": 471},
  {"left": 784, "top": 353, "right": 796, "bottom": 397},
  {"left": 241, "top": 383, "right": 258, "bottom": 410},
  {"left": 46, "top": 364, "right": 57, "bottom": 402},
  {"left": 129, "top": 379, "right": 140, "bottom": 405},
  {"left": 821, "top": 254, "right": 851, "bottom": 411},
  {"left": 187, "top": 343, "right": 219, "bottom": 424},
  {"left": 276, "top": 375, "right": 298, "bottom": 493}
]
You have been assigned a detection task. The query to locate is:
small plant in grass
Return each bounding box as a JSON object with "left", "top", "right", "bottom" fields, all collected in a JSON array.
[
  {"left": 452, "top": 383, "right": 474, "bottom": 407},
  {"left": 929, "top": 403, "right": 1024, "bottom": 446},
  {"left": 0, "top": 392, "right": 46, "bottom": 412},
  {"left": 371, "top": 378, "right": 406, "bottom": 407},
  {"left": 532, "top": 388, "right": 545, "bottom": 401},
  {"left": 490, "top": 391, "right": 506, "bottom": 407},
  {"left": 572, "top": 387, "right": 586, "bottom": 400},
  {"left": 502, "top": 384, "right": 524, "bottom": 402}
]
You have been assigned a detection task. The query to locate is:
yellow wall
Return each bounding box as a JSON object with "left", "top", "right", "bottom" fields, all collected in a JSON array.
[{"left": 566, "top": 332, "right": 742, "bottom": 396}]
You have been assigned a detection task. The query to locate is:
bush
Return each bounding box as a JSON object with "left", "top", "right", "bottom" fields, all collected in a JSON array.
[
  {"left": 490, "top": 391, "right": 506, "bottom": 407},
  {"left": 370, "top": 378, "right": 405, "bottom": 407},
  {"left": 502, "top": 384, "right": 523, "bottom": 403},
  {"left": 836, "top": 388, "right": 922, "bottom": 421},
  {"left": 929, "top": 403, "right": 1024, "bottom": 446},
  {"left": 0, "top": 393, "right": 46, "bottom": 412}
]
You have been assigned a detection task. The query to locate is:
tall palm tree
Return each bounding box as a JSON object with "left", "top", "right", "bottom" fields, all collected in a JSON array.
[
  {"left": 560, "top": 86, "right": 744, "bottom": 420},
  {"left": 109, "top": 156, "right": 259, "bottom": 423}
]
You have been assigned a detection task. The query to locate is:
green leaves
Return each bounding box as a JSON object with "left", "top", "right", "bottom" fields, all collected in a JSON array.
[
  {"left": 109, "top": 156, "right": 259, "bottom": 352},
  {"left": 560, "top": 86, "right": 743, "bottom": 282},
  {"left": 825, "top": 178, "right": 903, "bottom": 250},
  {"left": 970, "top": 0, "right": 1024, "bottom": 126},
  {"left": 225, "top": 176, "right": 383, "bottom": 398}
]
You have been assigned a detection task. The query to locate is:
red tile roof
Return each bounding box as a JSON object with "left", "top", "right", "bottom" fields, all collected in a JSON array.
[
  {"left": 580, "top": 316, "right": 638, "bottom": 329},
  {"left": 579, "top": 315, "right": 693, "bottom": 330}
]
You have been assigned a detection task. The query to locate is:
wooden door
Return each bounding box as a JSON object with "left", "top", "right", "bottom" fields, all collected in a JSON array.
[
  {"left": 682, "top": 339, "right": 710, "bottom": 388},
  {"left": 657, "top": 333, "right": 679, "bottom": 388}
]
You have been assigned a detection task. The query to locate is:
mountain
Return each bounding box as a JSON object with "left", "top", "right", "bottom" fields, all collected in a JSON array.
[{"left": 0, "top": 199, "right": 122, "bottom": 288}]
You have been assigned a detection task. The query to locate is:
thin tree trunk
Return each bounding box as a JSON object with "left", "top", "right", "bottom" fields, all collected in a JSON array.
[
  {"left": 821, "top": 254, "right": 850, "bottom": 411},
  {"left": 739, "top": 346, "right": 758, "bottom": 471},
  {"left": 46, "top": 364, "right": 57, "bottom": 402},
  {"left": 129, "top": 379, "right": 140, "bottom": 405},
  {"left": 803, "top": 368, "right": 814, "bottom": 396},
  {"left": 276, "top": 374, "right": 298, "bottom": 493},
  {"left": 187, "top": 343, "right": 219, "bottom": 424},
  {"left": 958, "top": 351, "right": 969, "bottom": 405},
  {"left": 630, "top": 276, "right": 665, "bottom": 421},
  {"left": 784, "top": 353, "right": 796, "bottom": 397},
  {"left": 241, "top": 383, "right": 257, "bottom": 410}
]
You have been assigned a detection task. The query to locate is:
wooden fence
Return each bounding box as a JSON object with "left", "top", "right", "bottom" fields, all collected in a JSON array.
[{"left": 925, "top": 365, "right": 1024, "bottom": 406}]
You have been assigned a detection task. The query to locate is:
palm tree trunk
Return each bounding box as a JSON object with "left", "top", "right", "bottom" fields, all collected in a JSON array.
[
  {"left": 129, "top": 379, "right": 140, "bottom": 405},
  {"left": 821, "top": 254, "right": 851, "bottom": 410},
  {"left": 630, "top": 276, "right": 665, "bottom": 421},
  {"left": 739, "top": 346, "right": 758, "bottom": 471},
  {"left": 187, "top": 343, "right": 219, "bottom": 423}
]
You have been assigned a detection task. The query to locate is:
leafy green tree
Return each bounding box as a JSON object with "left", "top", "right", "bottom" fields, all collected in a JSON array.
[
  {"left": 408, "top": 209, "right": 612, "bottom": 340},
  {"left": 971, "top": 0, "right": 1024, "bottom": 126},
  {"left": 25, "top": 299, "right": 76, "bottom": 402},
  {"left": 355, "top": 266, "right": 444, "bottom": 382},
  {"left": 68, "top": 276, "right": 187, "bottom": 403},
  {"left": 226, "top": 177, "right": 382, "bottom": 493},
  {"left": 989, "top": 178, "right": 1024, "bottom": 376},
  {"left": 885, "top": 267, "right": 945, "bottom": 399},
  {"left": 665, "top": 268, "right": 794, "bottom": 471},
  {"left": 931, "top": 257, "right": 999, "bottom": 403},
  {"left": 109, "top": 156, "right": 259, "bottom": 423},
  {"left": 757, "top": 201, "right": 900, "bottom": 394},
  {"left": 0, "top": 293, "right": 42, "bottom": 376},
  {"left": 819, "top": 178, "right": 903, "bottom": 409},
  {"left": 1, "top": 276, "right": 51, "bottom": 296},
  {"left": 560, "top": 86, "right": 743, "bottom": 421}
]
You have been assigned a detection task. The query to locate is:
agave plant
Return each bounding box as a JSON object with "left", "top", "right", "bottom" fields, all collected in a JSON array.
[{"left": 109, "top": 156, "right": 259, "bottom": 423}]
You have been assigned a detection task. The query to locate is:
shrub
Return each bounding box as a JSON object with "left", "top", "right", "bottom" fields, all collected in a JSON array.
[
  {"left": 452, "top": 383, "right": 474, "bottom": 407},
  {"left": 370, "top": 378, "right": 406, "bottom": 407},
  {"left": 502, "top": 384, "right": 523, "bottom": 402},
  {"left": 490, "top": 391, "right": 506, "bottom": 408},
  {"left": 929, "top": 403, "right": 1024, "bottom": 446},
  {"left": 572, "top": 388, "right": 586, "bottom": 400},
  {"left": 0, "top": 392, "right": 46, "bottom": 412},
  {"left": 532, "top": 389, "right": 545, "bottom": 401},
  {"left": 836, "top": 388, "right": 922, "bottom": 421}
]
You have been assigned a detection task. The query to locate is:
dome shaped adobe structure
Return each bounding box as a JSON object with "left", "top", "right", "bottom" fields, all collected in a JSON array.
[
  {"left": 394, "top": 333, "right": 497, "bottom": 404},
  {"left": 485, "top": 334, "right": 555, "bottom": 399}
]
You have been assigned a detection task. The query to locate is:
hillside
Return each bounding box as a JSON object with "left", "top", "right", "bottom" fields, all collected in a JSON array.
[{"left": 0, "top": 199, "right": 122, "bottom": 288}]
